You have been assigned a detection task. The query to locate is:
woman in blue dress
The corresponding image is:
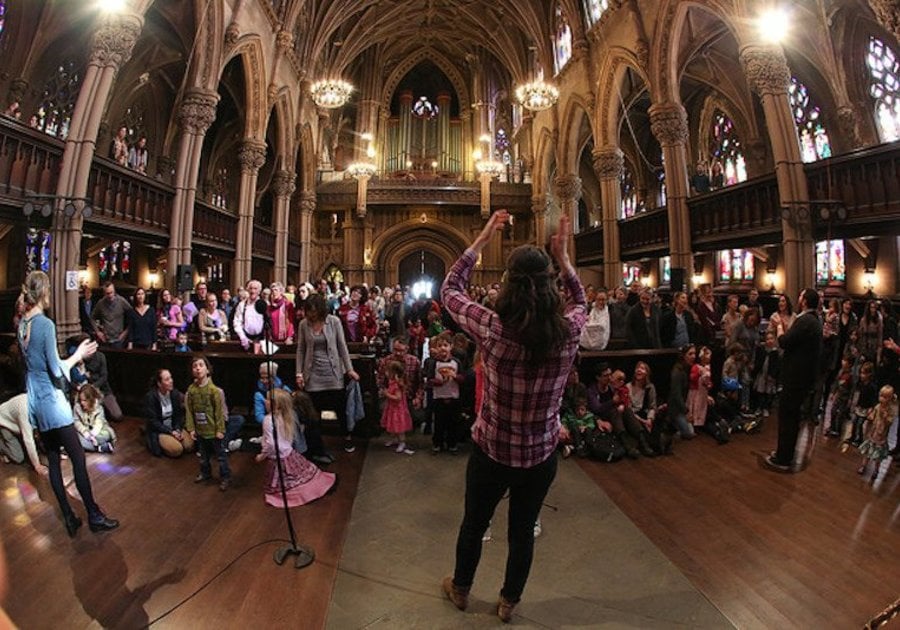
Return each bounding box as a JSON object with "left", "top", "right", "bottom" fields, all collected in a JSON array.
[{"left": 18, "top": 271, "right": 119, "bottom": 537}]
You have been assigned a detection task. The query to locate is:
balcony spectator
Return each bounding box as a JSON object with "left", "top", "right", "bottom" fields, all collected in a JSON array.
[
  {"left": 91, "top": 281, "right": 132, "bottom": 348},
  {"left": 127, "top": 136, "right": 149, "bottom": 174},
  {"left": 690, "top": 162, "right": 710, "bottom": 195},
  {"left": 110, "top": 126, "right": 128, "bottom": 166}
]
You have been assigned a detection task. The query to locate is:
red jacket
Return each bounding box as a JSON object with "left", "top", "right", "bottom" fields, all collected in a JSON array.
[{"left": 337, "top": 302, "right": 377, "bottom": 342}]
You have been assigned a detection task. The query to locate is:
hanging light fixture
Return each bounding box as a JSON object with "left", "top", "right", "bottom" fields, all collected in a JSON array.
[
  {"left": 348, "top": 134, "right": 377, "bottom": 179},
  {"left": 310, "top": 79, "right": 354, "bottom": 109},
  {"left": 515, "top": 47, "right": 559, "bottom": 112}
]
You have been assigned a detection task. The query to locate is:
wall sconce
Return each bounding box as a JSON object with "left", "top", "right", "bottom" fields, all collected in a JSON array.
[
  {"left": 863, "top": 269, "right": 876, "bottom": 293},
  {"left": 149, "top": 270, "right": 159, "bottom": 289},
  {"left": 23, "top": 195, "right": 93, "bottom": 219},
  {"left": 77, "top": 268, "right": 89, "bottom": 285},
  {"left": 363, "top": 248, "right": 372, "bottom": 266},
  {"left": 331, "top": 213, "right": 338, "bottom": 225},
  {"left": 692, "top": 273, "right": 705, "bottom": 287},
  {"left": 765, "top": 271, "right": 777, "bottom": 290}
]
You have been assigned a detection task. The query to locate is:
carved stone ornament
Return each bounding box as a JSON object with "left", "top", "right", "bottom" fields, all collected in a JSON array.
[
  {"left": 225, "top": 22, "right": 240, "bottom": 47},
  {"left": 178, "top": 90, "right": 219, "bottom": 135},
  {"left": 238, "top": 140, "right": 267, "bottom": 174},
  {"left": 89, "top": 13, "right": 143, "bottom": 69},
  {"left": 648, "top": 102, "right": 688, "bottom": 146},
  {"left": 273, "top": 170, "right": 297, "bottom": 198},
  {"left": 837, "top": 105, "right": 863, "bottom": 148},
  {"left": 276, "top": 30, "right": 294, "bottom": 53},
  {"left": 740, "top": 45, "right": 791, "bottom": 97},
  {"left": 592, "top": 146, "right": 625, "bottom": 180},
  {"left": 300, "top": 190, "right": 317, "bottom": 213},
  {"left": 531, "top": 194, "right": 548, "bottom": 216},
  {"left": 868, "top": 1, "right": 900, "bottom": 47},
  {"left": 635, "top": 39, "right": 650, "bottom": 70},
  {"left": 553, "top": 174, "right": 583, "bottom": 202}
]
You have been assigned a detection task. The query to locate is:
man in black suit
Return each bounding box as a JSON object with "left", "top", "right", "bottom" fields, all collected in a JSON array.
[
  {"left": 766, "top": 288, "right": 822, "bottom": 472},
  {"left": 78, "top": 284, "right": 95, "bottom": 336}
]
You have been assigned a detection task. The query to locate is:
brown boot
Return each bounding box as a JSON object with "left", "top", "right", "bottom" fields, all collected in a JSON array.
[
  {"left": 497, "top": 595, "right": 517, "bottom": 623},
  {"left": 442, "top": 576, "right": 469, "bottom": 611}
]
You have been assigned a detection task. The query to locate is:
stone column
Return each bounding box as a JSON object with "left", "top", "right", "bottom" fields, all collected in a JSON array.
[
  {"left": 741, "top": 45, "right": 813, "bottom": 300},
  {"left": 592, "top": 146, "right": 624, "bottom": 289},
  {"left": 532, "top": 194, "right": 548, "bottom": 247},
  {"left": 553, "top": 173, "right": 582, "bottom": 253},
  {"left": 648, "top": 102, "right": 693, "bottom": 277},
  {"left": 272, "top": 170, "right": 296, "bottom": 282},
  {"left": 234, "top": 139, "right": 267, "bottom": 285},
  {"left": 51, "top": 12, "right": 143, "bottom": 340},
  {"left": 298, "top": 191, "right": 316, "bottom": 282},
  {"left": 168, "top": 89, "right": 219, "bottom": 286}
]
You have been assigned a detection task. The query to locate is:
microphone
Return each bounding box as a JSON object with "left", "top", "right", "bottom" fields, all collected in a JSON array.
[{"left": 254, "top": 297, "right": 271, "bottom": 328}]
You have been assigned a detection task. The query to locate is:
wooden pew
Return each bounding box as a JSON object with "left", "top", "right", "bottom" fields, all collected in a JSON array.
[{"left": 102, "top": 347, "right": 380, "bottom": 436}]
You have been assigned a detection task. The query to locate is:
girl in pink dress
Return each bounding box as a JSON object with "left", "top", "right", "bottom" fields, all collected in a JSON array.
[
  {"left": 255, "top": 389, "right": 335, "bottom": 508},
  {"left": 382, "top": 361, "right": 414, "bottom": 454},
  {"left": 687, "top": 346, "right": 713, "bottom": 427}
]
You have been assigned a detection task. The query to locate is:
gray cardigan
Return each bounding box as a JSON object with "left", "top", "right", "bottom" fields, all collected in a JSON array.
[{"left": 295, "top": 315, "right": 354, "bottom": 386}]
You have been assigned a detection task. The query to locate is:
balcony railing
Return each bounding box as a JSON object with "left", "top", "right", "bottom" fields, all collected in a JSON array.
[
  {"left": 574, "top": 225, "right": 603, "bottom": 265},
  {"left": 316, "top": 178, "right": 532, "bottom": 208},
  {"left": 0, "top": 117, "right": 63, "bottom": 200},
  {"left": 806, "top": 142, "right": 900, "bottom": 231},
  {"left": 193, "top": 200, "right": 238, "bottom": 248},
  {"left": 688, "top": 174, "right": 781, "bottom": 247},
  {"left": 88, "top": 158, "right": 173, "bottom": 232},
  {"left": 252, "top": 225, "right": 276, "bottom": 259},
  {"left": 619, "top": 208, "right": 669, "bottom": 259}
]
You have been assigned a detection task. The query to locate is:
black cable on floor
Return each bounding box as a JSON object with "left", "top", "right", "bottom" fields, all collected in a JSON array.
[{"left": 143, "top": 538, "right": 291, "bottom": 628}]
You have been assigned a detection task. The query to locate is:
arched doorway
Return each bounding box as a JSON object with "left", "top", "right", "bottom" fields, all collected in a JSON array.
[{"left": 398, "top": 249, "right": 445, "bottom": 298}]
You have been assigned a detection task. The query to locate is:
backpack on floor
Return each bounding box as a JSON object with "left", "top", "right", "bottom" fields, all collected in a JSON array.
[
  {"left": 650, "top": 405, "right": 675, "bottom": 455},
  {"left": 586, "top": 429, "right": 625, "bottom": 462}
]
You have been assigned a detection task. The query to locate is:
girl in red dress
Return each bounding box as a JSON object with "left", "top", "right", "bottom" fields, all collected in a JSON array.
[{"left": 382, "top": 361, "right": 414, "bottom": 454}]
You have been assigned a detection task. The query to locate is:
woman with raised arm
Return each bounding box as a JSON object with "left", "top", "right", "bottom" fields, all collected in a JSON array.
[
  {"left": 439, "top": 210, "right": 587, "bottom": 623},
  {"left": 17, "top": 271, "right": 118, "bottom": 537}
]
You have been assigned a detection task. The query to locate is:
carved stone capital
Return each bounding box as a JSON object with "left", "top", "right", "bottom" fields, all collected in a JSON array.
[
  {"left": 300, "top": 191, "right": 317, "bottom": 214},
  {"left": 224, "top": 22, "right": 240, "bottom": 47},
  {"left": 273, "top": 170, "right": 297, "bottom": 198},
  {"left": 740, "top": 45, "right": 791, "bottom": 97},
  {"left": 531, "top": 194, "right": 548, "bottom": 216},
  {"left": 238, "top": 140, "right": 267, "bottom": 174},
  {"left": 276, "top": 30, "right": 294, "bottom": 53},
  {"left": 553, "top": 174, "right": 582, "bottom": 203},
  {"left": 591, "top": 146, "right": 624, "bottom": 180},
  {"left": 648, "top": 102, "right": 688, "bottom": 146},
  {"left": 837, "top": 105, "right": 863, "bottom": 149},
  {"left": 178, "top": 90, "right": 219, "bottom": 135},
  {"left": 89, "top": 13, "right": 143, "bottom": 69}
]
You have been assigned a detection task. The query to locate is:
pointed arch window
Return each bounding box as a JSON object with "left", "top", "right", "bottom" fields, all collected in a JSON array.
[
  {"left": 710, "top": 110, "right": 747, "bottom": 187},
  {"left": 815, "top": 240, "right": 845, "bottom": 284},
  {"left": 866, "top": 36, "right": 900, "bottom": 142},
  {"left": 584, "top": 0, "right": 609, "bottom": 26},
  {"left": 622, "top": 263, "right": 641, "bottom": 287},
  {"left": 718, "top": 249, "right": 755, "bottom": 283},
  {"left": 620, "top": 161, "right": 637, "bottom": 219},
  {"left": 35, "top": 60, "right": 82, "bottom": 139},
  {"left": 789, "top": 77, "right": 832, "bottom": 162},
  {"left": 554, "top": 5, "right": 572, "bottom": 74}
]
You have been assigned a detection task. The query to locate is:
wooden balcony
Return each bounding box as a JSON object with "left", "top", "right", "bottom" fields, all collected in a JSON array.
[
  {"left": 316, "top": 178, "right": 532, "bottom": 209},
  {"left": 688, "top": 174, "right": 782, "bottom": 248},
  {"left": 574, "top": 225, "right": 604, "bottom": 266},
  {"left": 87, "top": 158, "right": 172, "bottom": 241},
  {"left": 619, "top": 208, "right": 670, "bottom": 260},
  {"left": 0, "top": 117, "right": 63, "bottom": 222},
  {"left": 193, "top": 200, "right": 238, "bottom": 250},
  {"left": 805, "top": 143, "right": 900, "bottom": 239},
  {"left": 288, "top": 239, "right": 301, "bottom": 267},
  {"left": 252, "top": 225, "right": 276, "bottom": 260}
]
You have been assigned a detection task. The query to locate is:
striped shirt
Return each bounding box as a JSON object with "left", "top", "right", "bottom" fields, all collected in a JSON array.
[{"left": 441, "top": 248, "right": 586, "bottom": 468}]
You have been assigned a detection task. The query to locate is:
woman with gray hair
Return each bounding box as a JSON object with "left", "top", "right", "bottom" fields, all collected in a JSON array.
[{"left": 17, "top": 271, "right": 118, "bottom": 536}]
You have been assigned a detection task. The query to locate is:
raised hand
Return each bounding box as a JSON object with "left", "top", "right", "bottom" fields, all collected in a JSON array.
[
  {"left": 550, "top": 214, "right": 572, "bottom": 268},
  {"left": 472, "top": 209, "right": 509, "bottom": 251}
]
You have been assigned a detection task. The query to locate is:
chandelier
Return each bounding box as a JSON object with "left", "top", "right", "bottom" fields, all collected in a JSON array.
[
  {"left": 475, "top": 159, "right": 504, "bottom": 177},
  {"left": 348, "top": 162, "right": 377, "bottom": 179},
  {"left": 515, "top": 79, "right": 559, "bottom": 112},
  {"left": 310, "top": 79, "right": 353, "bottom": 108}
]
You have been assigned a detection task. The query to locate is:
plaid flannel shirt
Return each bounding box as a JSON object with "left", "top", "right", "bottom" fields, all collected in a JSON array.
[{"left": 441, "top": 248, "right": 586, "bottom": 468}]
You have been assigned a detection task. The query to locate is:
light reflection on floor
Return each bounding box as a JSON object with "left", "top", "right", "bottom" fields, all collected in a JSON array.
[{"left": 3, "top": 476, "right": 51, "bottom": 550}]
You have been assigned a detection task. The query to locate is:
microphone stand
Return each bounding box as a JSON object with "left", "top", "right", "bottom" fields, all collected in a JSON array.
[{"left": 257, "top": 299, "right": 315, "bottom": 569}]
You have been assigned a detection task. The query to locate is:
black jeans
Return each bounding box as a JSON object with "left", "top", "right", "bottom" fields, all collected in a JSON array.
[
  {"left": 41, "top": 424, "right": 101, "bottom": 520},
  {"left": 433, "top": 398, "right": 460, "bottom": 449},
  {"left": 453, "top": 444, "right": 557, "bottom": 602},
  {"left": 196, "top": 436, "right": 230, "bottom": 480},
  {"left": 774, "top": 386, "right": 810, "bottom": 465}
]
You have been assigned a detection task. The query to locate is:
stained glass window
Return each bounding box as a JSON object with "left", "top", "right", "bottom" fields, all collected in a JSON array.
[
  {"left": 25, "top": 229, "right": 51, "bottom": 274},
  {"left": 622, "top": 263, "right": 641, "bottom": 286},
  {"left": 584, "top": 0, "right": 609, "bottom": 26},
  {"left": 866, "top": 37, "right": 900, "bottom": 142},
  {"left": 710, "top": 110, "right": 747, "bottom": 187},
  {"left": 718, "top": 249, "right": 755, "bottom": 283},
  {"left": 99, "top": 241, "right": 131, "bottom": 281},
  {"left": 554, "top": 4, "right": 572, "bottom": 74},
  {"left": 0, "top": 0, "right": 7, "bottom": 42},
  {"left": 620, "top": 161, "right": 637, "bottom": 218},
  {"left": 815, "top": 240, "right": 845, "bottom": 284},
  {"left": 661, "top": 256, "right": 671, "bottom": 285},
  {"left": 35, "top": 60, "right": 82, "bottom": 139},
  {"left": 657, "top": 166, "right": 666, "bottom": 207},
  {"left": 789, "top": 77, "right": 832, "bottom": 162},
  {"left": 211, "top": 167, "right": 228, "bottom": 209}
]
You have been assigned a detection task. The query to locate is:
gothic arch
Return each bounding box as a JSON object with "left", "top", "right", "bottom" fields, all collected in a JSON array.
[
  {"left": 596, "top": 50, "right": 651, "bottom": 146},
  {"left": 696, "top": 94, "right": 754, "bottom": 165},
  {"left": 271, "top": 89, "right": 296, "bottom": 170},
  {"left": 372, "top": 218, "right": 470, "bottom": 285},
  {"left": 651, "top": 0, "right": 740, "bottom": 104},
  {"left": 222, "top": 36, "right": 268, "bottom": 139},
  {"left": 558, "top": 94, "right": 596, "bottom": 174},
  {"left": 532, "top": 126, "right": 557, "bottom": 196},
  {"left": 191, "top": 0, "right": 225, "bottom": 93},
  {"left": 381, "top": 48, "right": 471, "bottom": 111}
]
